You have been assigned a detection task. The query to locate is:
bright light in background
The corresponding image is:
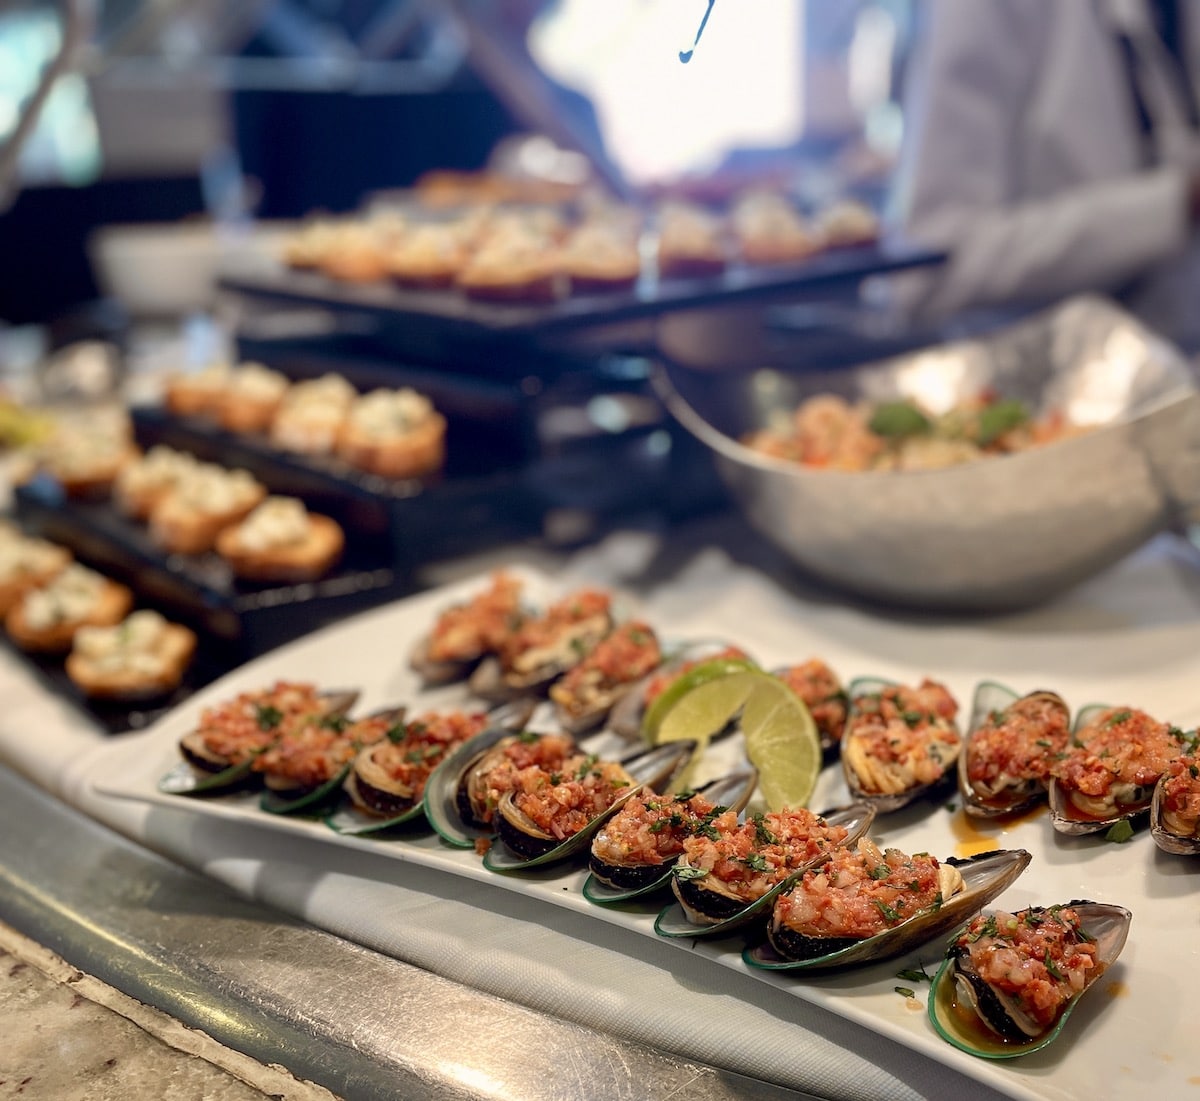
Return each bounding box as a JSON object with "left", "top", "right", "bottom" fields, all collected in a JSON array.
[{"left": 530, "top": 0, "right": 805, "bottom": 186}]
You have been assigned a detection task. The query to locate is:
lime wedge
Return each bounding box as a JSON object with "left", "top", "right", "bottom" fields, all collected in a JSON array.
[
  {"left": 651, "top": 669, "right": 821, "bottom": 811},
  {"left": 641, "top": 656, "right": 760, "bottom": 743}
]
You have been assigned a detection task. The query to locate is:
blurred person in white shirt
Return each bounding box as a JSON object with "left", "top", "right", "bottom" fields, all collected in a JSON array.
[{"left": 893, "top": 0, "right": 1200, "bottom": 350}]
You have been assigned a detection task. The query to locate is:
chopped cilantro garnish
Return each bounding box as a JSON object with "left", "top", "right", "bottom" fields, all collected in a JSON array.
[
  {"left": 896, "top": 966, "right": 932, "bottom": 984},
  {"left": 1105, "top": 819, "right": 1135, "bottom": 843},
  {"left": 872, "top": 899, "right": 903, "bottom": 923},
  {"left": 868, "top": 864, "right": 891, "bottom": 881},
  {"left": 254, "top": 704, "right": 284, "bottom": 730},
  {"left": 674, "top": 865, "right": 707, "bottom": 881},
  {"left": 894, "top": 986, "right": 916, "bottom": 999}
]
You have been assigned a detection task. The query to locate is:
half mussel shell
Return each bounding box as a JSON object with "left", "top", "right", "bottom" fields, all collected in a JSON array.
[
  {"left": 260, "top": 705, "right": 407, "bottom": 816},
  {"left": 483, "top": 739, "right": 698, "bottom": 873},
  {"left": 839, "top": 676, "right": 962, "bottom": 814},
  {"left": 467, "top": 594, "right": 614, "bottom": 704},
  {"left": 958, "top": 683, "right": 1070, "bottom": 819},
  {"left": 743, "top": 847, "right": 1032, "bottom": 972},
  {"left": 408, "top": 570, "right": 528, "bottom": 686},
  {"left": 1047, "top": 703, "right": 1186, "bottom": 836},
  {"left": 1150, "top": 752, "right": 1200, "bottom": 854},
  {"left": 928, "top": 900, "right": 1132, "bottom": 1059},
  {"left": 160, "top": 687, "right": 360, "bottom": 796},
  {"left": 653, "top": 802, "right": 876, "bottom": 940},
  {"left": 326, "top": 699, "right": 537, "bottom": 836},
  {"left": 583, "top": 768, "right": 759, "bottom": 905},
  {"left": 548, "top": 621, "right": 664, "bottom": 736}
]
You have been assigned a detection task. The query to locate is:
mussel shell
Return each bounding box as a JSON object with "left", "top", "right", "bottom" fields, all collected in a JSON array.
[
  {"left": 553, "top": 682, "right": 635, "bottom": 738},
  {"left": 336, "top": 698, "right": 539, "bottom": 833},
  {"left": 958, "top": 683, "right": 1069, "bottom": 819},
  {"left": 408, "top": 632, "right": 477, "bottom": 687},
  {"left": 928, "top": 900, "right": 1132, "bottom": 1059},
  {"left": 744, "top": 847, "right": 1032, "bottom": 972},
  {"left": 163, "top": 687, "right": 360, "bottom": 796},
  {"left": 1047, "top": 702, "right": 1156, "bottom": 835},
  {"left": 1150, "top": 770, "right": 1200, "bottom": 855},
  {"left": 483, "top": 739, "right": 698, "bottom": 873},
  {"left": 418, "top": 725, "right": 525, "bottom": 848},
  {"left": 653, "top": 802, "right": 876, "bottom": 940},
  {"left": 840, "top": 676, "right": 962, "bottom": 814},
  {"left": 257, "top": 703, "right": 406, "bottom": 816},
  {"left": 467, "top": 610, "right": 612, "bottom": 704},
  {"left": 584, "top": 769, "right": 759, "bottom": 904},
  {"left": 260, "top": 764, "right": 353, "bottom": 816}
]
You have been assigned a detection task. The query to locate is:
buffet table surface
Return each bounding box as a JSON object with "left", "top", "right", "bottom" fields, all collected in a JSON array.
[{"left": 2, "top": 511, "right": 1198, "bottom": 1101}]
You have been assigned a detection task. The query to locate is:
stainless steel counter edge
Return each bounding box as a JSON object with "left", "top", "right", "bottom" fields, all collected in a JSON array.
[{"left": 0, "top": 764, "right": 820, "bottom": 1101}]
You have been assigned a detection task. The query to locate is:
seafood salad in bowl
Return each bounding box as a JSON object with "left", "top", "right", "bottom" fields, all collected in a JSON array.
[{"left": 652, "top": 295, "right": 1200, "bottom": 609}]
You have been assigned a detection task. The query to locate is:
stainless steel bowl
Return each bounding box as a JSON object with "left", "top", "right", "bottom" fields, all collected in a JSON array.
[{"left": 653, "top": 296, "right": 1200, "bottom": 611}]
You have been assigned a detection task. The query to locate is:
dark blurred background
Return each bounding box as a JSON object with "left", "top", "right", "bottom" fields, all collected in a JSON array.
[{"left": 0, "top": 0, "right": 915, "bottom": 326}]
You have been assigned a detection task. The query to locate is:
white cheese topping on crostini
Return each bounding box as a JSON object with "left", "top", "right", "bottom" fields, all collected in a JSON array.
[
  {"left": 236, "top": 496, "right": 311, "bottom": 551},
  {"left": 73, "top": 609, "right": 172, "bottom": 677},
  {"left": 348, "top": 388, "right": 435, "bottom": 438},
  {"left": 172, "top": 464, "right": 262, "bottom": 514},
  {"left": 21, "top": 564, "right": 106, "bottom": 630}
]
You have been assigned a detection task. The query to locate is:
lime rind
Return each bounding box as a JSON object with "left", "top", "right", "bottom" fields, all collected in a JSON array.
[{"left": 641, "top": 656, "right": 761, "bottom": 743}]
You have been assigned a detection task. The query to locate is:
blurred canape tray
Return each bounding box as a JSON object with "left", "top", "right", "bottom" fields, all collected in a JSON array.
[
  {"left": 12, "top": 473, "right": 411, "bottom": 661},
  {"left": 128, "top": 407, "right": 546, "bottom": 568},
  {"left": 217, "top": 239, "right": 945, "bottom": 347},
  {"left": 0, "top": 626, "right": 234, "bottom": 735}
]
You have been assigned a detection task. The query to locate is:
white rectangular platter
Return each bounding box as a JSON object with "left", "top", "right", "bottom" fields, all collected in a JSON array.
[{"left": 88, "top": 562, "right": 1200, "bottom": 1101}]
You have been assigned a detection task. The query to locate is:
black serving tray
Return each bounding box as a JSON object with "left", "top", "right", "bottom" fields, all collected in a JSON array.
[
  {"left": 218, "top": 240, "right": 945, "bottom": 358},
  {"left": 1, "top": 629, "right": 234, "bottom": 735},
  {"left": 128, "top": 407, "right": 546, "bottom": 569},
  {"left": 13, "top": 474, "right": 411, "bottom": 660}
]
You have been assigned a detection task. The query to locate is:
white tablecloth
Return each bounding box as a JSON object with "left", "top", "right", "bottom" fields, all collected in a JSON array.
[{"left": 4, "top": 521, "right": 1200, "bottom": 1101}]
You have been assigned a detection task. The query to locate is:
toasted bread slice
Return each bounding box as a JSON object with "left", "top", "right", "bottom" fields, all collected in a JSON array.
[
  {"left": 215, "top": 364, "right": 290, "bottom": 435},
  {"left": 0, "top": 539, "right": 72, "bottom": 617},
  {"left": 7, "top": 569, "right": 134, "bottom": 653},
  {"left": 149, "top": 467, "right": 267, "bottom": 555},
  {"left": 66, "top": 613, "right": 197, "bottom": 700},
  {"left": 113, "top": 445, "right": 198, "bottom": 521},
  {"left": 336, "top": 410, "right": 446, "bottom": 479},
  {"left": 216, "top": 505, "right": 345, "bottom": 582},
  {"left": 730, "top": 191, "right": 820, "bottom": 265},
  {"left": 165, "top": 364, "right": 231, "bottom": 418}
]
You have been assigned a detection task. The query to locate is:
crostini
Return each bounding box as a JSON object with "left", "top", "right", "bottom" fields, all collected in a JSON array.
[
  {"left": 335, "top": 388, "right": 446, "bottom": 479},
  {"left": 813, "top": 198, "right": 880, "bottom": 248},
  {"left": 269, "top": 373, "right": 357, "bottom": 455},
  {"left": 382, "top": 222, "right": 473, "bottom": 289},
  {"left": 66, "top": 609, "right": 197, "bottom": 700},
  {"left": 455, "top": 215, "right": 565, "bottom": 302},
  {"left": 6, "top": 563, "right": 134, "bottom": 653},
  {"left": 0, "top": 525, "right": 72, "bottom": 616},
  {"left": 215, "top": 496, "right": 345, "bottom": 582},
  {"left": 164, "top": 362, "right": 232, "bottom": 419},
  {"left": 38, "top": 408, "right": 138, "bottom": 498},
  {"left": 216, "top": 362, "right": 291, "bottom": 435},
  {"left": 656, "top": 201, "right": 728, "bottom": 279},
  {"left": 113, "top": 445, "right": 198, "bottom": 520},
  {"left": 559, "top": 218, "right": 642, "bottom": 294},
  {"left": 730, "top": 190, "right": 820, "bottom": 265},
  {"left": 149, "top": 464, "right": 267, "bottom": 555}
]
